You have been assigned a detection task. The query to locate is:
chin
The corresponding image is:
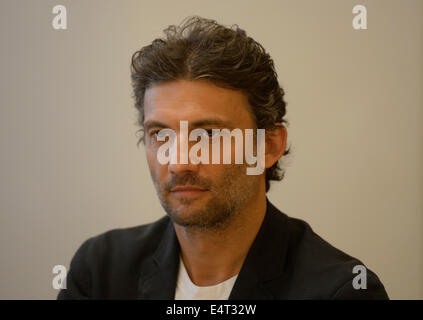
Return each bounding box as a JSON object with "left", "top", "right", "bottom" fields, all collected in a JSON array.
[{"left": 169, "top": 210, "right": 204, "bottom": 227}]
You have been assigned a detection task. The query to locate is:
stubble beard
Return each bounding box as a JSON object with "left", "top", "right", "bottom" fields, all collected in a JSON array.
[{"left": 152, "top": 164, "right": 259, "bottom": 234}]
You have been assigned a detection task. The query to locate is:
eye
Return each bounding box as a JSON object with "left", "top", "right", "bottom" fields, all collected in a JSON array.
[
  {"left": 149, "top": 130, "right": 160, "bottom": 137},
  {"left": 148, "top": 130, "right": 162, "bottom": 144},
  {"left": 205, "top": 129, "right": 220, "bottom": 137}
]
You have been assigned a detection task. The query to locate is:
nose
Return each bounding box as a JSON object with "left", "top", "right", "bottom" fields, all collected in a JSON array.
[
  {"left": 167, "top": 130, "right": 202, "bottom": 174},
  {"left": 168, "top": 160, "right": 200, "bottom": 175}
]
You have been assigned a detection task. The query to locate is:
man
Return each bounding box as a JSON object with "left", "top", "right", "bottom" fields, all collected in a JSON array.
[{"left": 58, "top": 16, "right": 388, "bottom": 300}]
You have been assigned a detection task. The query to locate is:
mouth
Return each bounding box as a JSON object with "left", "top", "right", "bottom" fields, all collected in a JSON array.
[{"left": 169, "top": 185, "right": 209, "bottom": 198}]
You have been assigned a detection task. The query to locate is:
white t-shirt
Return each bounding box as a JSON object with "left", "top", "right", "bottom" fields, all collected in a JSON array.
[{"left": 174, "top": 256, "right": 238, "bottom": 300}]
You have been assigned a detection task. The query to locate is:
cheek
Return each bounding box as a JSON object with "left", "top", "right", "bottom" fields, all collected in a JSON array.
[
  {"left": 145, "top": 146, "right": 168, "bottom": 182},
  {"left": 145, "top": 146, "right": 156, "bottom": 170},
  {"left": 222, "top": 163, "right": 257, "bottom": 188},
  {"left": 205, "top": 163, "right": 243, "bottom": 186},
  {"left": 145, "top": 146, "right": 160, "bottom": 176}
]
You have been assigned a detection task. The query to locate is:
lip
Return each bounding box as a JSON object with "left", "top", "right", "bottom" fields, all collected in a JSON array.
[
  {"left": 170, "top": 185, "right": 208, "bottom": 192},
  {"left": 170, "top": 185, "right": 208, "bottom": 198}
]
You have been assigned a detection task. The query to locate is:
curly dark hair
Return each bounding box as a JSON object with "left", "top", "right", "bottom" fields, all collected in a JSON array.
[{"left": 130, "top": 15, "right": 290, "bottom": 192}]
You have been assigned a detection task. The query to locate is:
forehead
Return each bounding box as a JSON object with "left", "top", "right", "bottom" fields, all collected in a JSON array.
[{"left": 143, "top": 80, "right": 255, "bottom": 128}]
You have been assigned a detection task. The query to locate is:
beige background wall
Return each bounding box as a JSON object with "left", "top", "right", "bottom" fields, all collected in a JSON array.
[{"left": 0, "top": 0, "right": 421, "bottom": 299}]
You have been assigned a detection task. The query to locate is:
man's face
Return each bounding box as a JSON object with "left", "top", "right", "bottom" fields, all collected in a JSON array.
[{"left": 143, "top": 79, "right": 263, "bottom": 231}]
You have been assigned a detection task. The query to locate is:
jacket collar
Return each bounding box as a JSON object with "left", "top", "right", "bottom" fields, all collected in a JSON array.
[
  {"left": 228, "top": 199, "right": 289, "bottom": 299},
  {"left": 137, "top": 198, "right": 289, "bottom": 299},
  {"left": 136, "top": 220, "right": 180, "bottom": 299}
]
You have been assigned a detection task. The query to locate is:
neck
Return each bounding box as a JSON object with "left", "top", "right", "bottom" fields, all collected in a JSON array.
[{"left": 173, "top": 193, "right": 267, "bottom": 286}]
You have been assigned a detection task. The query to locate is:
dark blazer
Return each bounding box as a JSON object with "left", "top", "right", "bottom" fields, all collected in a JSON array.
[{"left": 57, "top": 199, "right": 389, "bottom": 299}]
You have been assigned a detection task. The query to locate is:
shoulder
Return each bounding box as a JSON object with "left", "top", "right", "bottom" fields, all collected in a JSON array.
[
  {"left": 74, "top": 215, "right": 171, "bottom": 267},
  {"left": 57, "top": 215, "right": 171, "bottom": 299},
  {"left": 273, "top": 209, "right": 388, "bottom": 299},
  {"left": 84, "top": 215, "right": 170, "bottom": 251}
]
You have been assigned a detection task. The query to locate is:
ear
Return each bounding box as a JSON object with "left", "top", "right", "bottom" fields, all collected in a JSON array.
[{"left": 265, "top": 125, "right": 287, "bottom": 169}]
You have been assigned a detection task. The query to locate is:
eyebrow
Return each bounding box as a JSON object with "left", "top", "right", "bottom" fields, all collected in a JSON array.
[
  {"left": 143, "top": 120, "right": 168, "bottom": 131},
  {"left": 190, "top": 118, "right": 233, "bottom": 128},
  {"left": 143, "top": 118, "right": 233, "bottom": 131}
]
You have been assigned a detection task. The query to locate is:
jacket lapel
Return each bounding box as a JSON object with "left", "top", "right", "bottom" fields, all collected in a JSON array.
[
  {"left": 136, "top": 220, "right": 180, "bottom": 299},
  {"left": 228, "top": 199, "right": 290, "bottom": 299}
]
